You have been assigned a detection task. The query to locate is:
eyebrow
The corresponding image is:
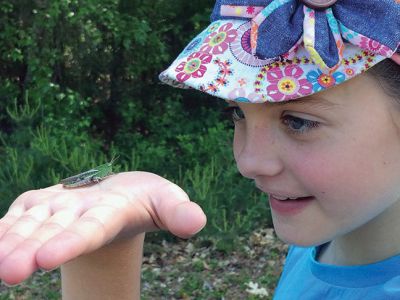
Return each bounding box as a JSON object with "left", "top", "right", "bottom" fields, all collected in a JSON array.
[{"left": 269, "top": 95, "right": 338, "bottom": 109}]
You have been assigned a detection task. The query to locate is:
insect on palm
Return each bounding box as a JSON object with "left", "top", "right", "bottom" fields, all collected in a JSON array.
[{"left": 60, "top": 156, "right": 118, "bottom": 188}]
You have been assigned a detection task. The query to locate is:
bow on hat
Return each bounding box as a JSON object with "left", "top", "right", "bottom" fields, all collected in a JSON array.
[{"left": 211, "top": 0, "right": 400, "bottom": 73}]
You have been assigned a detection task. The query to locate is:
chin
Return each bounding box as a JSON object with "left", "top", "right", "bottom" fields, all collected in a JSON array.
[
  {"left": 278, "top": 236, "right": 328, "bottom": 248},
  {"left": 273, "top": 225, "right": 332, "bottom": 248}
]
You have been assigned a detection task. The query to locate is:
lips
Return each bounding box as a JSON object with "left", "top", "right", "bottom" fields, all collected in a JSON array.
[
  {"left": 255, "top": 183, "right": 312, "bottom": 200},
  {"left": 269, "top": 195, "right": 315, "bottom": 216},
  {"left": 270, "top": 194, "right": 312, "bottom": 201}
]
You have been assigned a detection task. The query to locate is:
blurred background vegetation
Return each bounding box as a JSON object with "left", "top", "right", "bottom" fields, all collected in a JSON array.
[{"left": 0, "top": 0, "right": 271, "bottom": 242}]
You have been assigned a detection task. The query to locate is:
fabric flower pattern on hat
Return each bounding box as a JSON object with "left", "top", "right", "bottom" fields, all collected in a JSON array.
[
  {"left": 266, "top": 65, "right": 313, "bottom": 101},
  {"left": 160, "top": 0, "right": 399, "bottom": 103},
  {"left": 200, "top": 23, "right": 238, "bottom": 55},
  {"left": 175, "top": 52, "right": 213, "bottom": 82},
  {"left": 306, "top": 69, "right": 345, "bottom": 92},
  {"left": 359, "top": 37, "right": 392, "bottom": 58}
]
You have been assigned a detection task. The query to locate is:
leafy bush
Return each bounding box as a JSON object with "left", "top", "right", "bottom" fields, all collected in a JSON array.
[{"left": 0, "top": 0, "right": 271, "bottom": 237}]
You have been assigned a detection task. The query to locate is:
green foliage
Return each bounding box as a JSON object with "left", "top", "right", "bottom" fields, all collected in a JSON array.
[{"left": 0, "top": 0, "right": 271, "bottom": 236}]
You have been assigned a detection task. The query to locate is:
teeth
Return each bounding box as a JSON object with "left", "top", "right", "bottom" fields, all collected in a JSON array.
[
  {"left": 272, "top": 195, "right": 293, "bottom": 201},
  {"left": 270, "top": 194, "right": 310, "bottom": 201}
]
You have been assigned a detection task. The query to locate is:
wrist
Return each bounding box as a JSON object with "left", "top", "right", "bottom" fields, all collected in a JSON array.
[{"left": 61, "top": 234, "right": 145, "bottom": 300}]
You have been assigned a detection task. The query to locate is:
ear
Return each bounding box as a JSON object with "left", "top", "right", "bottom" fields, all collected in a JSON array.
[{"left": 391, "top": 53, "right": 400, "bottom": 66}]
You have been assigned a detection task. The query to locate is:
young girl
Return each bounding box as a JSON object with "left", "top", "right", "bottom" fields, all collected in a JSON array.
[{"left": 1, "top": 0, "right": 399, "bottom": 299}]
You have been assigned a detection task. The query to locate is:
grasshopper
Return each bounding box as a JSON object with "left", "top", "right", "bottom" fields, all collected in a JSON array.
[{"left": 60, "top": 156, "right": 118, "bottom": 188}]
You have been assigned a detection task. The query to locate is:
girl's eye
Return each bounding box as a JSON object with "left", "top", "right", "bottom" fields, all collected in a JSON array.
[
  {"left": 281, "top": 115, "right": 320, "bottom": 135},
  {"left": 224, "top": 106, "right": 245, "bottom": 122}
]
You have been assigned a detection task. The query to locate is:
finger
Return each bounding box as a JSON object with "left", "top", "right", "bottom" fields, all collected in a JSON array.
[
  {"left": 0, "top": 189, "right": 57, "bottom": 239},
  {"left": 6, "top": 202, "right": 26, "bottom": 216},
  {"left": 0, "top": 210, "right": 78, "bottom": 285},
  {"left": 0, "top": 190, "right": 83, "bottom": 245},
  {"left": 146, "top": 181, "right": 207, "bottom": 239},
  {"left": 48, "top": 191, "right": 85, "bottom": 213},
  {"left": 0, "top": 205, "right": 51, "bottom": 261},
  {"left": 0, "top": 205, "right": 25, "bottom": 238},
  {"left": 166, "top": 201, "right": 207, "bottom": 238},
  {"left": 108, "top": 172, "right": 207, "bottom": 238},
  {"left": 22, "top": 190, "right": 62, "bottom": 211},
  {"left": 36, "top": 196, "right": 128, "bottom": 270}
]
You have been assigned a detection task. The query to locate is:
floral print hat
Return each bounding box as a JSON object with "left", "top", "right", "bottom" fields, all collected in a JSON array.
[{"left": 160, "top": 0, "right": 400, "bottom": 103}]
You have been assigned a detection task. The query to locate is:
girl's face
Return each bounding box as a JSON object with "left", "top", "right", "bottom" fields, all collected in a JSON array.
[{"left": 231, "top": 73, "right": 400, "bottom": 247}]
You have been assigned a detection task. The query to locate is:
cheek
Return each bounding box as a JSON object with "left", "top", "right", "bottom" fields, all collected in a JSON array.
[
  {"left": 297, "top": 154, "right": 367, "bottom": 206},
  {"left": 290, "top": 140, "right": 400, "bottom": 219}
]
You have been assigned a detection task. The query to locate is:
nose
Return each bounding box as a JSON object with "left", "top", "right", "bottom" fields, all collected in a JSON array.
[{"left": 234, "top": 124, "right": 284, "bottom": 179}]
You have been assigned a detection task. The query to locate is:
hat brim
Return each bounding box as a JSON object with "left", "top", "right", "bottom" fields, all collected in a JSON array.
[{"left": 160, "top": 20, "right": 386, "bottom": 103}]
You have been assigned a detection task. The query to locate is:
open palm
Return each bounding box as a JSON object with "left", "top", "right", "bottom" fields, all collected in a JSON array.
[{"left": 0, "top": 172, "right": 206, "bottom": 285}]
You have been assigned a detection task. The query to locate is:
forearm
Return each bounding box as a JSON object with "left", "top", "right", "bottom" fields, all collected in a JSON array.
[{"left": 61, "top": 234, "right": 145, "bottom": 300}]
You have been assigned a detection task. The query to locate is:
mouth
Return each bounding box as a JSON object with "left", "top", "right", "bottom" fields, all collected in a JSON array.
[
  {"left": 270, "top": 194, "right": 314, "bottom": 201},
  {"left": 268, "top": 194, "right": 315, "bottom": 216},
  {"left": 255, "top": 184, "right": 315, "bottom": 214}
]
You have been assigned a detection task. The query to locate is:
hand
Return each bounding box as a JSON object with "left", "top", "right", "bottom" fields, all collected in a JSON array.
[{"left": 0, "top": 172, "right": 206, "bottom": 285}]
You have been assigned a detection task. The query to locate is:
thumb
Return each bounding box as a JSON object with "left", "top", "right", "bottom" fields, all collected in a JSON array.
[
  {"left": 167, "top": 201, "right": 207, "bottom": 239},
  {"left": 150, "top": 181, "right": 207, "bottom": 239}
]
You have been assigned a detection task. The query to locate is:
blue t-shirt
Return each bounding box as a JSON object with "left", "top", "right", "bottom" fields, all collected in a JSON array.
[{"left": 273, "top": 244, "right": 400, "bottom": 299}]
